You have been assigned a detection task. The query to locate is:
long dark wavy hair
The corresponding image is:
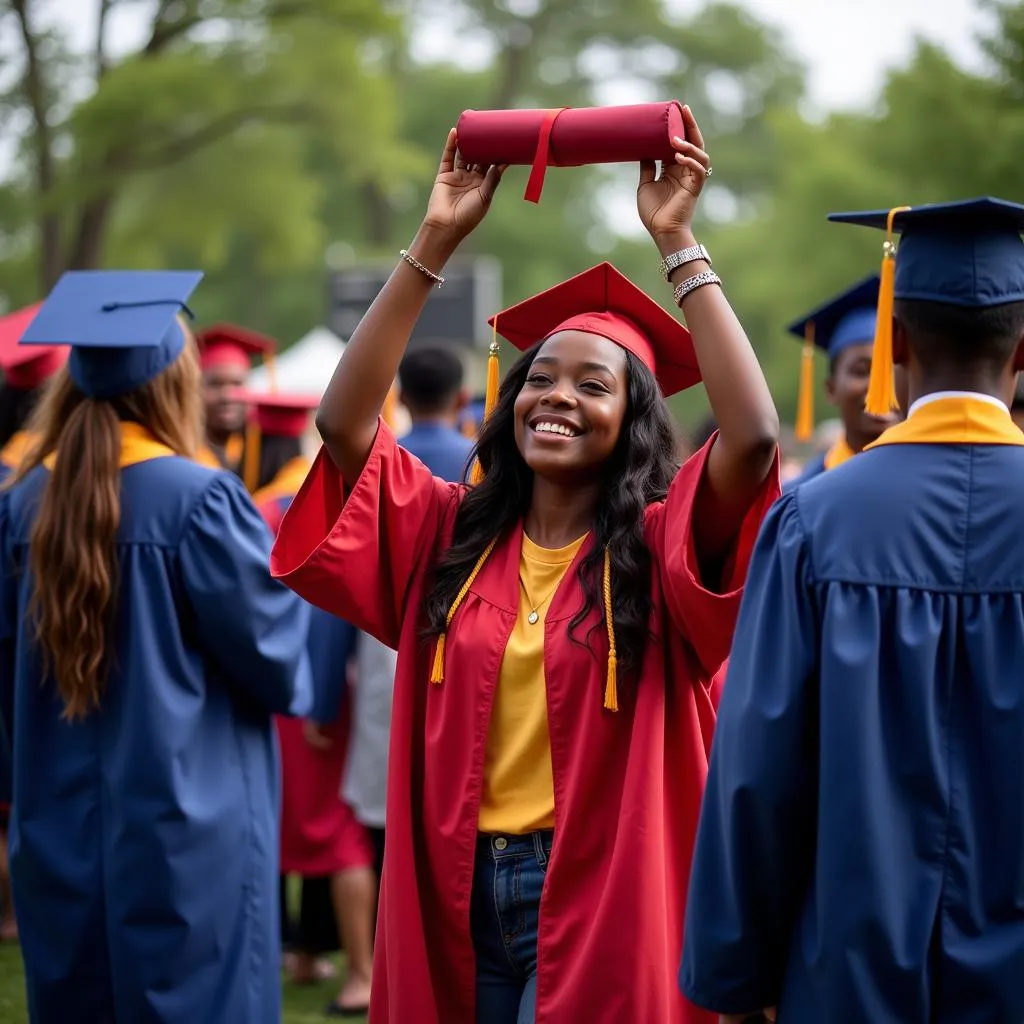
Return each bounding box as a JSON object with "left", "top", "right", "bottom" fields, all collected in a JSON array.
[
  {"left": 11, "top": 327, "right": 202, "bottom": 721},
  {"left": 424, "top": 342, "right": 681, "bottom": 678}
]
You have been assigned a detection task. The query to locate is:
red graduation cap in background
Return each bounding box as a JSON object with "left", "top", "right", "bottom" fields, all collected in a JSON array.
[
  {"left": 196, "top": 323, "right": 277, "bottom": 373},
  {"left": 0, "top": 303, "right": 68, "bottom": 390},
  {"left": 243, "top": 392, "right": 320, "bottom": 439}
]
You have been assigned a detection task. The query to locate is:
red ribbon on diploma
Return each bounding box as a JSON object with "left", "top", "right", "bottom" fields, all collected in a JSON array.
[{"left": 524, "top": 107, "right": 570, "bottom": 204}]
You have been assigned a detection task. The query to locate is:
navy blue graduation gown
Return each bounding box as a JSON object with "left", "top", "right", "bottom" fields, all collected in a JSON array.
[
  {"left": 0, "top": 451, "right": 313, "bottom": 1024},
  {"left": 681, "top": 402, "right": 1024, "bottom": 1023}
]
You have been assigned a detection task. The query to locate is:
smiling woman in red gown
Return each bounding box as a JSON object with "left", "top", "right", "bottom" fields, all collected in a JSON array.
[{"left": 271, "top": 107, "right": 780, "bottom": 1023}]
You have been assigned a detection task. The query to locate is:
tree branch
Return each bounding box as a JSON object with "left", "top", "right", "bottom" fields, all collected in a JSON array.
[
  {"left": 11, "top": 0, "right": 62, "bottom": 290},
  {"left": 95, "top": 0, "right": 112, "bottom": 79},
  {"left": 144, "top": 0, "right": 203, "bottom": 57},
  {"left": 126, "top": 103, "right": 316, "bottom": 171}
]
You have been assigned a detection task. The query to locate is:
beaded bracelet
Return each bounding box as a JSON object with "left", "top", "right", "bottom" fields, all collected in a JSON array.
[
  {"left": 673, "top": 270, "right": 722, "bottom": 307},
  {"left": 400, "top": 249, "right": 445, "bottom": 287}
]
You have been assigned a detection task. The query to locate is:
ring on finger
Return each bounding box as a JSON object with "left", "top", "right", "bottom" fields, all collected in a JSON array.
[{"left": 705, "top": 165, "right": 713, "bottom": 177}]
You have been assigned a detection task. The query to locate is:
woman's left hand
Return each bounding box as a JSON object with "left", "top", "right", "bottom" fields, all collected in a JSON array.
[{"left": 637, "top": 104, "right": 711, "bottom": 244}]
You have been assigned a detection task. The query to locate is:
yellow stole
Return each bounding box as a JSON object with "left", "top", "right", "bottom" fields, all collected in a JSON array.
[
  {"left": 822, "top": 436, "right": 856, "bottom": 471},
  {"left": 194, "top": 432, "right": 244, "bottom": 471},
  {"left": 866, "top": 395, "right": 1024, "bottom": 449},
  {"left": 250, "top": 456, "right": 312, "bottom": 508},
  {"left": 0, "top": 430, "right": 37, "bottom": 471},
  {"left": 43, "top": 422, "right": 177, "bottom": 471},
  {"left": 225, "top": 433, "right": 244, "bottom": 469}
]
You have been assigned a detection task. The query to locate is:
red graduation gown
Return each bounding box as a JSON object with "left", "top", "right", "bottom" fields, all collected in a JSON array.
[{"left": 271, "top": 419, "right": 779, "bottom": 1024}]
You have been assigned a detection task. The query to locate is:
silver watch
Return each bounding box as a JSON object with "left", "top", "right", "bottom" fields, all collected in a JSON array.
[{"left": 659, "top": 244, "right": 712, "bottom": 280}]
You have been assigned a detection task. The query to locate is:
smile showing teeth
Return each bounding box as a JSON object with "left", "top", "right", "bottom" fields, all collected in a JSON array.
[{"left": 533, "top": 421, "right": 578, "bottom": 437}]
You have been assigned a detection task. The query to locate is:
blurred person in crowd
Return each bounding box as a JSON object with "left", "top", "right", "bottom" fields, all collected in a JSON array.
[
  {"left": 0, "top": 304, "right": 67, "bottom": 946},
  {"left": 397, "top": 342, "right": 474, "bottom": 482},
  {"left": 247, "top": 392, "right": 377, "bottom": 1018},
  {"left": 272, "top": 111, "right": 780, "bottom": 1023},
  {"left": 0, "top": 271, "right": 313, "bottom": 1023},
  {"left": 784, "top": 276, "right": 903, "bottom": 491},
  {"left": 195, "top": 323, "right": 275, "bottom": 479}
]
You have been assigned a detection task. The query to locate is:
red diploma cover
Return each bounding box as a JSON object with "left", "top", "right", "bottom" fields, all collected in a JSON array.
[
  {"left": 456, "top": 101, "right": 686, "bottom": 203},
  {"left": 458, "top": 101, "right": 684, "bottom": 203}
]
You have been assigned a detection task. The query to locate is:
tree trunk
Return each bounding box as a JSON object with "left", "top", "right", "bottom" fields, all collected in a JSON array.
[
  {"left": 362, "top": 182, "right": 392, "bottom": 246},
  {"left": 66, "top": 194, "right": 115, "bottom": 271},
  {"left": 12, "top": 0, "right": 62, "bottom": 291}
]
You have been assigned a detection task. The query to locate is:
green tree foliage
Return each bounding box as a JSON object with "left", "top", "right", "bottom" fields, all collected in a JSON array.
[
  {"left": 3, "top": 0, "right": 1024, "bottom": 431},
  {"left": 0, "top": 0, "right": 399, "bottom": 302}
]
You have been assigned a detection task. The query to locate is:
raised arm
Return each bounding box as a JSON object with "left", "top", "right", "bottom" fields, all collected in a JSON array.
[
  {"left": 316, "top": 132, "right": 506, "bottom": 485},
  {"left": 637, "top": 105, "right": 779, "bottom": 572}
]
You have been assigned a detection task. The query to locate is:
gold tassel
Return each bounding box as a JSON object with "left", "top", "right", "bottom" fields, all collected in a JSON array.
[
  {"left": 602, "top": 547, "right": 618, "bottom": 712},
  {"left": 265, "top": 350, "right": 278, "bottom": 392},
  {"left": 470, "top": 323, "right": 501, "bottom": 485},
  {"left": 430, "top": 537, "right": 499, "bottom": 685},
  {"left": 242, "top": 417, "right": 261, "bottom": 494},
  {"left": 430, "top": 633, "right": 446, "bottom": 684},
  {"left": 795, "top": 323, "right": 815, "bottom": 442},
  {"left": 865, "top": 205, "right": 911, "bottom": 416}
]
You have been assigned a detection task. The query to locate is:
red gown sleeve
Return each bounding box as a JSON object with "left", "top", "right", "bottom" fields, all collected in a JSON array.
[
  {"left": 270, "top": 418, "right": 457, "bottom": 649},
  {"left": 647, "top": 432, "right": 781, "bottom": 676}
]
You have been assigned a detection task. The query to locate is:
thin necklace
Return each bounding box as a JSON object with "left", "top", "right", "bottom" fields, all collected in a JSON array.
[{"left": 519, "top": 574, "right": 562, "bottom": 625}]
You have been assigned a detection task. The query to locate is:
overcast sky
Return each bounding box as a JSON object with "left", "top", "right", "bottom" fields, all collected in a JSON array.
[{"left": 44, "top": 0, "right": 991, "bottom": 116}]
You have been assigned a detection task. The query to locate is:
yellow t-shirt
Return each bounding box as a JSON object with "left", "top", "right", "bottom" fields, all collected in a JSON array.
[{"left": 477, "top": 531, "right": 587, "bottom": 835}]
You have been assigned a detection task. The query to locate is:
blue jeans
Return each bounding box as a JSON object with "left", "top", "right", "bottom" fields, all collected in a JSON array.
[{"left": 471, "top": 831, "right": 554, "bottom": 1024}]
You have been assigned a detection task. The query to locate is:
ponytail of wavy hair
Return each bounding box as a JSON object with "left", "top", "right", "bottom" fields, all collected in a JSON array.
[{"left": 11, "top": 324, "right": 203, "bottom": 721}]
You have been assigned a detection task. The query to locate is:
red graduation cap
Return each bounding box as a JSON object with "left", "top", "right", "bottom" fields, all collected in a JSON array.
[
  {"left": 196, "top": 323, "right": 277, "bottom": 372},
  {"left": 242, "top": 391, "right": 320, "bottom": 439},
  {"left": 0, "top": 302, "right": 68, "bottom": 389},
  {"left": 487, "top": 262, "right": 699, "bottom": 398}
]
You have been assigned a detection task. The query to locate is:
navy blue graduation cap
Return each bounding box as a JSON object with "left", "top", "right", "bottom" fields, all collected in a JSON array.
[
  {"left": 787, "top": 275, "right": 880, "bottom": 440},
  {"left": 19, "top": 270, "right": 204, "bottom": 400},
  {"left": 827, "top": 197, "right": 1024, "bottom": 414}
]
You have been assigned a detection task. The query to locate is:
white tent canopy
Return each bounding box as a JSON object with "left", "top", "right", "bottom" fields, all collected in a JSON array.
[{"left": 248, "top": 326, "right": 346, "bottom": 395}]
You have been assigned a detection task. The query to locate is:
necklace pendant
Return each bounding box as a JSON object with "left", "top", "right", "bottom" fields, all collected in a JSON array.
[{"left": 527, "top": 610, "right": 540, "bottom": 625}]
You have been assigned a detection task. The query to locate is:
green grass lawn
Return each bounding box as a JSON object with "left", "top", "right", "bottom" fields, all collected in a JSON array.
[{"left": 0, "top": 942, "right": 367, "bottom": 1023}]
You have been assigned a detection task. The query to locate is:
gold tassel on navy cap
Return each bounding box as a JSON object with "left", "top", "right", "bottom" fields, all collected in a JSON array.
[
  {"left": 865, "top": 205, "right": 911, "bottom": 416},
  {"left": 795, "top": 322, "right": 815, "bottom": 443}
]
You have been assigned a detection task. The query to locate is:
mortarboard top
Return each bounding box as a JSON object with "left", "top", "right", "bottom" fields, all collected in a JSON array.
[
  {"left": 0, "top": 302, "right": 68, "bottom": 389},
  {"left": 243, "top": 391, "right": 320, "bottom": 439},
  {"left": 827, "top": 198, "right": 1024, "bottom": 308},
  {"left": 197, "top": 323, "right": 276, "bottom": 371},
  {"left": 828, "top": 197, "right": 1024, "bottom": 414},
  {"left": 19, "top": 270, "right": 203, "bottom": 400},
  {"left": 787, "top": 275, "right": 880, "bottom": 360},
  {"left": 487, "top": 262, "right": 699, "bottom": 398}
]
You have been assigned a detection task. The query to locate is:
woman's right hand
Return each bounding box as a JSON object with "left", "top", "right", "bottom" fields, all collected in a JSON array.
[{"left": 421, "top": 129, "right": 506, "bottom": 246}]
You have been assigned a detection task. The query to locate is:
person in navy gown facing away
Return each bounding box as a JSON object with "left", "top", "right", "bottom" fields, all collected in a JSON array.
[
  {"left": 0, "top": 270, "right": 313, "bottom": 1024},
  {"left": 681, "top": 197, "right": 1024, "bottom": 1023}
]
